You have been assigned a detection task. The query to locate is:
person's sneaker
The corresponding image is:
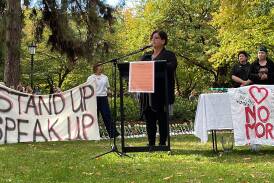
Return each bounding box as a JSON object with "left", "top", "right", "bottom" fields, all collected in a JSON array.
[{"left": 147, "top": 144, "right": 155, "bottom": 152}]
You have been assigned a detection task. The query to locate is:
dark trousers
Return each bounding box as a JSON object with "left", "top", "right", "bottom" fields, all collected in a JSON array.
[
  {"left": 144, "top": 107, "right": 168, "bottom": 145},
  {"left": 97, "top": 96, "right": 117, "bottom": 138}
]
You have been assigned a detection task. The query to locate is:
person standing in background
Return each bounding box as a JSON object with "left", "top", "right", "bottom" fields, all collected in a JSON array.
[
  {"left": 231, "top": 51, "right": 251, "bottom": 87},
  {"left": 249, "top": 46, "right": 274, "bottom": 85},
  {"left": 87, "top": 64, "right": 119, "bottom": 138}
]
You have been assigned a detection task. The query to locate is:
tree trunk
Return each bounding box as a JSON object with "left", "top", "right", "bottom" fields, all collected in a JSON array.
[
  {"left": 4, "top": 0, "right": 21, "bottom": 87},
  {"left": 0, "top": 13, "right": 6, "bottom": 81}
]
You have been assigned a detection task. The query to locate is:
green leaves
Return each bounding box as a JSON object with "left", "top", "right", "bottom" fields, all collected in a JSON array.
[{"left": 211, "top": 0, "right": 274, "bottom": 63}]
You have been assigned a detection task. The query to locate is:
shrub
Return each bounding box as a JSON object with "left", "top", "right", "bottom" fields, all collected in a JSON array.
[
  {"left": 111, "top": 95, "right": 198, "bottom": 123},
  {"left": 173, "top": 96, "right": 198, "bottom": 122}
]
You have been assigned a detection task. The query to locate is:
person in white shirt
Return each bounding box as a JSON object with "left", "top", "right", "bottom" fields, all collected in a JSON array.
[{"left": 87, "top": 64, "right": 119, "bottom": 138}]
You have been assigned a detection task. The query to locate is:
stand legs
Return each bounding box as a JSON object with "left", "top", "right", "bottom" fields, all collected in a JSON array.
[{"left": 211, "top": 130, "right": 218, "bottom": 153}]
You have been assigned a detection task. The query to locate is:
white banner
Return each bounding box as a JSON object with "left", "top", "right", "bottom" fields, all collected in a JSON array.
[
  {"left": 230, "top": 85, "right": 274, "bottom": 146},
  {"left": 0, "top": 81, "right": 100, "bottom": 144}
]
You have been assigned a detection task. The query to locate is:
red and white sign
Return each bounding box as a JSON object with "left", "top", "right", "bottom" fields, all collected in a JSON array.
[{"left": 230, "top": 85, "right": 274, "bottom": 146}]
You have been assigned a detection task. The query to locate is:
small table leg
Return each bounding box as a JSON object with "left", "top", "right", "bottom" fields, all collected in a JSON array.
[
  {"left": 214, "top": 130, "right": 218, "bottom": 153},
  {"left": 211, "top": 130, "right": 218, "bottom": 153},
  {"left": 211, "top": 130, "right": 215, "bottom": 152}
]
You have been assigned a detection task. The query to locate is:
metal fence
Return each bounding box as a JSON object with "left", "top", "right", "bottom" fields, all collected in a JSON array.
[{"left": 99, "top": 121, "right": 194, "bottom": 139}]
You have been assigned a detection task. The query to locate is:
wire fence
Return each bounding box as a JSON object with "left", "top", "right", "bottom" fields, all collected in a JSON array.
[
  {"left": 99, "top": 121, "right": 194, "bottom": 139},
  {"left": 98, "top": 95, "right": 197, "bottom": 139}
]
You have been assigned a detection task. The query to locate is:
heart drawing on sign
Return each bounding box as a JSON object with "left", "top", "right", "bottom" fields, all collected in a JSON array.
[{"left": 249, "top": 86, "right": 268, "bottom": 104}]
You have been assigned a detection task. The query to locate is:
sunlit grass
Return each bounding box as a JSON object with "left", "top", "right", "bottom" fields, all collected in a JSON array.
[{"left": 0, "top": 134, "right": 274, "bottom": 182}]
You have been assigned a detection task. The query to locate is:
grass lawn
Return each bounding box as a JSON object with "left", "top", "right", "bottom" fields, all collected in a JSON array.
[{"left": 0, "top": 134, "right": 274, "bottom": 183}]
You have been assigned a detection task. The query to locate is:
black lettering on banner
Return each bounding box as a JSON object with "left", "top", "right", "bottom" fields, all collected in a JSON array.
[
  {"left": 4, "top": 117, "right": 16, "bottom": 144},
  {"left": 17, "top": 119, "right": 29, "bottom": 143},
  {"left": 38, "top": 95, "right": 52, "bottom": 115},
  {"left": 33, "top": 119, "right": 48, "bottom": 142},
  {"left": 0, "top": 94, "right": 12, "bottom": 113},
  {"left": 82, "top": 113, "right": 94, "bottom": 140},
  {"left": 67, "top": 117, "right": 71, "bottom": 140},
  {"left": 0, "top": 85, "right": 13, "bottom": 113},
  {"left": 48, "top": 118, "right": 61, "bottom": 141},
  {"left": 67, "top": 116, "right": 82, "bottom": 140},
  {"left": 25, "top": 95, "right": 39, "bottom": 115},
  {"left": 0, "top": 116, "right": 3, "bottom": 140},
  {"left": 17, "top": 93, "right": 28, "bottom": 115},
  {"left": 82, "top": 85, "right": 94, "bottom": 111},
  {"left": 53, "top": 94, "right": 65, "bottom": 115},
  {"left": 70, "top": 90, "right": 83, "bottom": 113}
]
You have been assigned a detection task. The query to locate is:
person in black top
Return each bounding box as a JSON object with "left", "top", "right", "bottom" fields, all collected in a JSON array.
[
  {"left": 249, "top": 46, "right": 274, "bottom": 85},
  {"left": 231, "top": 51, "right": 251, "bottom": 87},
  {"left": 139, "top": 30, "right": 177, "bottom": 146}
]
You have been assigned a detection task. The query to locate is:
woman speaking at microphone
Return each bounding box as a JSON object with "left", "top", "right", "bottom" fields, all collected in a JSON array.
[{"left": 139, "top": 30, "right": 177, "bottom": 146}]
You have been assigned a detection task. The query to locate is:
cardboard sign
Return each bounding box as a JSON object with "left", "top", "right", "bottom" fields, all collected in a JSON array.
[{"left": 128, "top": 61, "right": 154, "bottom": 93}]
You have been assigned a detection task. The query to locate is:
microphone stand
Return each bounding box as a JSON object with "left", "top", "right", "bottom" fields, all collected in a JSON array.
[{"left": 93, "top": 45, "right": 151, "bottom": 159}]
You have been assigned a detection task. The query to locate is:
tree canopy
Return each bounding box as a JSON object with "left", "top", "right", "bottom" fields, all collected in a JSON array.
[{"left": 0, "top": 0, "right": 273, "bottom": 94}]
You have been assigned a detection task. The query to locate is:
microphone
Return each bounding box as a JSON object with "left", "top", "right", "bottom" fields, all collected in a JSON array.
[{"left": 140, "top": 44, "right": 152, "bottom": 51}]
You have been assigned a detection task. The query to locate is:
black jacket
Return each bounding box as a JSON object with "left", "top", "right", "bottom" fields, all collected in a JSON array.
[
  {"left": 248, "top": 58, "right": 274, "bottom": 85},
  {"left": 231, "top": 62, "right": 250, "bottom": 87},
  {"left": 139, "top": 48, "right": 177, "bottom": 112}
]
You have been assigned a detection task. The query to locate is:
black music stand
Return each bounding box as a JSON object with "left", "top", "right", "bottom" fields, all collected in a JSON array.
[
  {"left": 118, "top": 61, "right": 171, "bottom": 153},
  {"left": 93, "top": 47, "right": 151, "bottom": 159},
  {"left": 92, "top": 60, "right": 125, "bottom": 159}
]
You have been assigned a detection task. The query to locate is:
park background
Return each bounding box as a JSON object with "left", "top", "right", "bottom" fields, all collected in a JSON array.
[{"left": 0, "top": 0, "right": 274, "bottom": 182}]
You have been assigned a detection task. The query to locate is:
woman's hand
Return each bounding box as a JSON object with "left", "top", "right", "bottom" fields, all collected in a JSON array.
[{"left": 260, "top": 74, "right": 268, "bottom": 80}]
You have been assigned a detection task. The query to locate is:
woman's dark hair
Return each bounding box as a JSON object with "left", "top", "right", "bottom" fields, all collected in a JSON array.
[
  {"left": 150, "top": 30, "right": 168, "bottom": 45},
  {"left": 258, "top": 45, "right": 268, "bottom": 53},
  {"left": 93, "top": 64, "right": 100, "bottom": 73},
  {"left": 238, "top": 51, "right": 249, "bottom": 58}
]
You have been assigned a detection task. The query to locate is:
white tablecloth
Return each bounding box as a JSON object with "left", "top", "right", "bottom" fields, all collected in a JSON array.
[{"left": 194, "top": 93, "right": 233, "bottom": 142}]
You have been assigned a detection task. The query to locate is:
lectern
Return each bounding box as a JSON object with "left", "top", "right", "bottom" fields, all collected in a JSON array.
[{"left": 118, "top": 61, "right": 171, "bottom": 153}]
